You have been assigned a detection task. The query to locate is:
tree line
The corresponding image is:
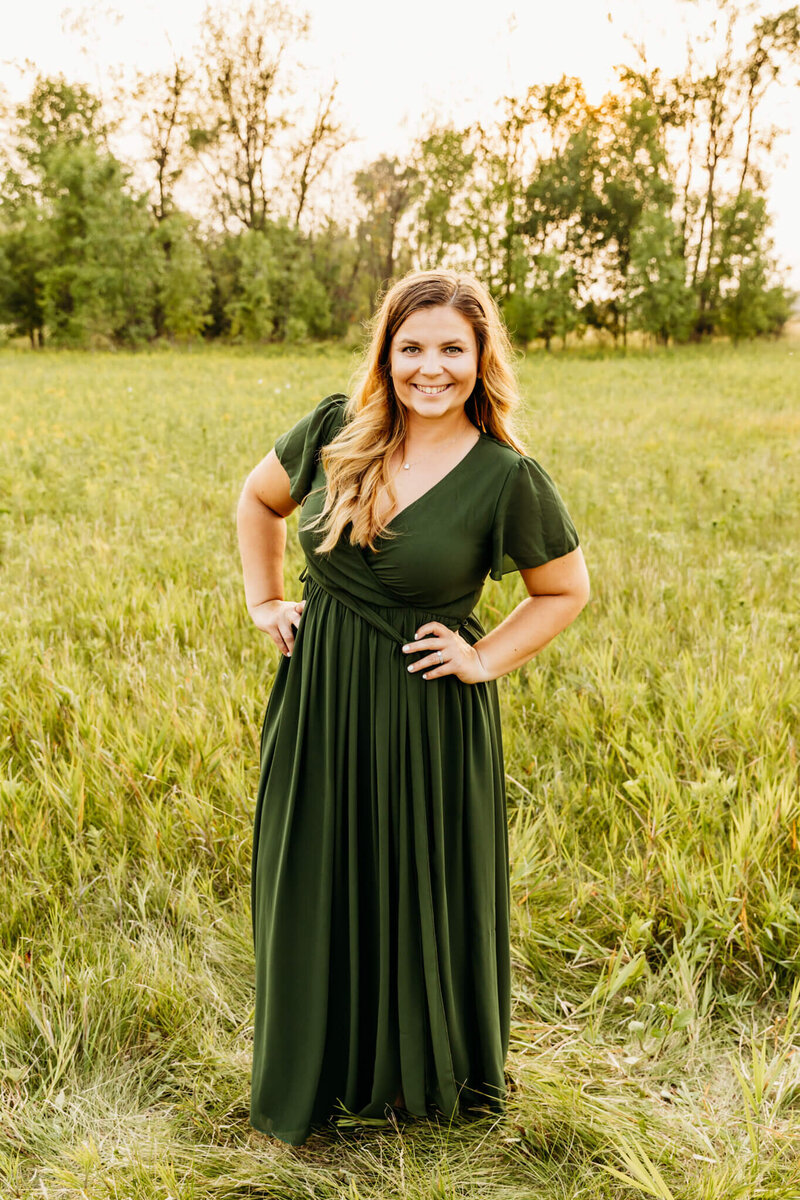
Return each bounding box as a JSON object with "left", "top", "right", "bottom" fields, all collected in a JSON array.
[{"left": 1, "top": 0, "right": 798, "bottom": 349}]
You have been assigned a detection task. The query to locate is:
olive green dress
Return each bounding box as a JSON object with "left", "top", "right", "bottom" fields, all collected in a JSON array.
[{"left": 250, "top": 393, "right": 580, "bottom": 1145}]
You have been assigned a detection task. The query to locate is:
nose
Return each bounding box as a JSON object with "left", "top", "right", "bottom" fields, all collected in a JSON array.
[{"left": 416, "top": 351, "right": 448, "bottom": 377}]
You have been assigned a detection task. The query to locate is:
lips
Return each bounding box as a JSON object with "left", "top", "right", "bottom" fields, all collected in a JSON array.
[{"left": 413, "top": 384, "right": 451, "bottom": 394}]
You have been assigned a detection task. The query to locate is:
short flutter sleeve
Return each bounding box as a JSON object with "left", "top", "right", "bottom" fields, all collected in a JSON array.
[
  {"left": 490, "top": 455, "right": 580, "bottom": 580},
  {"left": 273, "top": 393, "right": 347, "bottom": 504}
]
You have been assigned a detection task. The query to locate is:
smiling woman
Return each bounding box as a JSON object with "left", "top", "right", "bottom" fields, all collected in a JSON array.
[{"left": 236, "top": 268, "right": 590, "bottom": 1146}]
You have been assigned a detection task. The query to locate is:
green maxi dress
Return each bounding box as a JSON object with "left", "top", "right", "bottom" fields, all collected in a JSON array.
[{"left": 250, "top": 393, "right": 580, "bottom": 1145}]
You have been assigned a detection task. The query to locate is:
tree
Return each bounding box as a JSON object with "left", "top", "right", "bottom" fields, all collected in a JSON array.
[
  {"left": 519, "top": 77, "right": 678, "bottom": 342},
  {"left": 712, "top": 189, "right": 793, "bottom": 340},
  {"left": 189, "top": 0, "right": 309, "bottom": 231},
  {"left": 303, "top": 218, "right": 366, "bottom": 336},
  {"left": 37, "top": 141, "right": 158, "bottom": 345},
  {"left": 477, "top": 78, "right": 589, "bottom": 298},
  {"left": 223, "top": 229, "right": 275, "bottom": 341},
  {"left": 623, "top": 205, "right": 696, "bottom": 343},
  {"left": 639, "top": 3, "right": 800, "bottom": 335},
  {"left": 9, "top": 75, "right": 111, "bottom": 176},
  {"left": 502, "top": 252, "right": 579, "bottom": 349},
  {"left": 353, "top": 156, "right": 420, "bottom": 291},
  {"left": 152, "top": 213, "right": 212, "bottom": 340},
  {"left": 407, "top": 126, "right": 475, "bottom": 271},
  {"left": 0, "top": 204, "right": 50, "bottom": 346},
  {"left": 287, "top": 80, "right": 348, "bottom": 227},
  {"left": 0, "top": 76, "right": 158, "bottom": 346},
  {"left": 134, "top": 60, "right": 193, "bottom": 222}
]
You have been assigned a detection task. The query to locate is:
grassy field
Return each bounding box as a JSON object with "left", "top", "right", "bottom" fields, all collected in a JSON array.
[{"left": 1, "top": 338, "right": 798, "bottom": 1199}]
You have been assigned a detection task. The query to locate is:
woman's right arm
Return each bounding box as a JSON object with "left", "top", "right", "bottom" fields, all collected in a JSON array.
[{"left": 236, "top": 449, "right": 305, "bottom": 657}]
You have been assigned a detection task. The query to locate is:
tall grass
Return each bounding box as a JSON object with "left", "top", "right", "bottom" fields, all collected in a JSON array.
[{"left": 1, "top": 339, "right": 798, "bottom": 1198}]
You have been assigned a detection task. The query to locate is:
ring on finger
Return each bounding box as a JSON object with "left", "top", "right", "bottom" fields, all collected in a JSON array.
[{"left": 436, "top": 650, "right": 444, "bottom": 665}]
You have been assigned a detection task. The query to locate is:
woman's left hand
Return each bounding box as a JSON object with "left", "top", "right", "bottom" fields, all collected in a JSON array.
[{"left": 402, "top": 622, "right": 490, "bottom": 685}]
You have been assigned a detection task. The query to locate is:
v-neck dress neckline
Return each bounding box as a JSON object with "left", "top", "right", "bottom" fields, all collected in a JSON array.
[{"left": 381, "top": 432, "right": 486, "bottom": 531}]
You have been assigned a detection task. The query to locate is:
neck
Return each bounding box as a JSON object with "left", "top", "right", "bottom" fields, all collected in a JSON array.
[{"left": 402, "top": 411, "right": 476, "bottom": 452}]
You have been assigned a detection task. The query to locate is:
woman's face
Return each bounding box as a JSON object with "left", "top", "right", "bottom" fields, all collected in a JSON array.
[{"left": 388, "top": 305, "right": 479, "bottom": 425}]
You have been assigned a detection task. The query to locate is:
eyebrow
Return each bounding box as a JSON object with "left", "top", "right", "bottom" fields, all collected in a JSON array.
[{"left": 395, "top": 337, "right": 470, "bottom": 346}]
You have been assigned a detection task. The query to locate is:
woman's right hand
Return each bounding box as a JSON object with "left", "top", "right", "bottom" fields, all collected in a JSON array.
[{"left": 249, "top": 598, "right": 306, "bottom": 656}]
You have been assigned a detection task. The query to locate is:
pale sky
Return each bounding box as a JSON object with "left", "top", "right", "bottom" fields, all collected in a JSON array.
[{"left": 3, "top": 0, "right": 799, "bottom": 291}]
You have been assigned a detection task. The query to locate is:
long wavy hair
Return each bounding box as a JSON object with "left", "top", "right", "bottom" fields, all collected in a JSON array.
[{"left": 304, "top": 268, "right": 528, "bottom": 555}]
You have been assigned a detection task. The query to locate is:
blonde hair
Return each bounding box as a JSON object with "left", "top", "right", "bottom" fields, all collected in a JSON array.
[{"left": 305, "top": 268, "right": 528, "bottom": 555}]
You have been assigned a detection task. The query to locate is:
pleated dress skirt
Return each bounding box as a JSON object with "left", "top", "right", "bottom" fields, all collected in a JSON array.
[{"left": 249, "top": 567, "right": 512, "bottom": 1145}]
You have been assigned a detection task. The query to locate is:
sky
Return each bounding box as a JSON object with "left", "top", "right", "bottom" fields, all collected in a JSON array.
[{"left": 2, "top": 0, "right": 799, "bottom": 290}]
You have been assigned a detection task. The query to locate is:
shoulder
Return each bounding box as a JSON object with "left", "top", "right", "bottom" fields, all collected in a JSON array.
[
  {"left": 478, "top": 432, "right": 569, "bottom": 507},
  {"left": 317, "top": 392, "right": 350, "bottom": 440},
  {"left": 276, "top": 392, "right": 348, "bottom": 450},
  {"left": 479, "top": 431, "right": 523, "bottom": 464},
  {"left": 319, "top": 391, "right": 348, "bottom": 410},
  {"left": 314, "top": 391, "right": 349, "bottom": 423},
  {"left": 478, "top": 431, "right": 538, "bottom": 483}
]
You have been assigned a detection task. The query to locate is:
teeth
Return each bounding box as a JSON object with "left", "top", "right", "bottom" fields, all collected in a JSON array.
[{"left": 414, "top": 384, "right": 450, "bottom": 394}]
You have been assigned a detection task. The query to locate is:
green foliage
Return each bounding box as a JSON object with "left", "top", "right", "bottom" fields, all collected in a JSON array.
[
  {"left": 410, "top": 127, "right": 475, "bottom": 269},
  {"left": 36, "top": 142, "right": 158, "bottom": 346},
  {"left": 503, "top": 253, "right": 580, "bottom": 349},
  {"left": 304, "top": 225, "right": 363, "bottom": 337},
  {"left": 0, "top": 203, "right": 49, "bottom": 344},
  {"left": 522, "top": 83, "right": 683, "bottom": 344},
  {"left": 718, "top": 269, "right": 795, "bottom": 342},
  {"left": 260, "top": 220, "right": 330, "bottom": 340},
  {"left": 1, "top": 7, "right": 797, "bottom": 349},
  {"left": 284, "top": 315, "right": 308, "bottom": 343},
  {"left": 710, "top": 191, "right": 795, "bottom": 342},
  {"left": 353, "top": 155, "right": 420, "bottom": 293},
  {"left": 624, "top": 206, "right": 697, "bottom": 344},
  {"left": 223, "top": 229, "right": 275, "bottom": 342},
  {"left": 219, "top": 223, "right": 335, "bottom": 343},
  {"left": 11, "top": 74, "right": 110, "bottom": 174},
  {"left": 288, "top": 268, "right": 332, "bottom": 339},
  {"left": 152, "top": 214, "right": 212, "bottom": 341},
  {"left": 0, "top": 77, "right": 157, "bottom": 347}
]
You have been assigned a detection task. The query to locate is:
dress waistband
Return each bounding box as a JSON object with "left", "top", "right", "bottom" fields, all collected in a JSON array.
[{"left": 298, "top": 564, "right": 485, "bottom": 648}]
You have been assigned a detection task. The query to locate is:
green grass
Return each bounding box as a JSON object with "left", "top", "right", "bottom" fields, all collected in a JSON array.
[{"left": 1, "top": 338, "right": 798, "bottom": 1198}]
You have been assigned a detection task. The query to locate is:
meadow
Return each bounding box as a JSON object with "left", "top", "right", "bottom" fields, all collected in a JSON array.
[{"left": 0, "top": 338, "right": 798, "bottom": 1199}]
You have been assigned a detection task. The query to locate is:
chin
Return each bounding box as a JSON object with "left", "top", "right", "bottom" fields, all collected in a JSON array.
[{"left": 400, "top": 389, "right": 469, "bottom": 412}]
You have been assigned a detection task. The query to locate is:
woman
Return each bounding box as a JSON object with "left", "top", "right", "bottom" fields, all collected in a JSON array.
[{"left": 237, "top": 269, "right": 589, "bottom": 1146}]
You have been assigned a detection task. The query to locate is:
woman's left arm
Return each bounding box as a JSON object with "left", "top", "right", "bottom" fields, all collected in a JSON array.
[
  {"left": 405, "top": 547, "right": 590, "bottom": 684},
  {"left": 471, "top": 547, "right": 590, "bottom": 682}
]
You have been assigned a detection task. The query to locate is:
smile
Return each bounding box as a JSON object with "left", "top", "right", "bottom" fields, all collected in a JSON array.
[{"left": 413, "top": 384, "right": 451, "bottom": 394}]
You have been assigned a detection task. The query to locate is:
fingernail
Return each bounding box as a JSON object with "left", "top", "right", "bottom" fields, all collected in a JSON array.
[{"left": 407, "top": 664, "right": 414, "bottom": 672}]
